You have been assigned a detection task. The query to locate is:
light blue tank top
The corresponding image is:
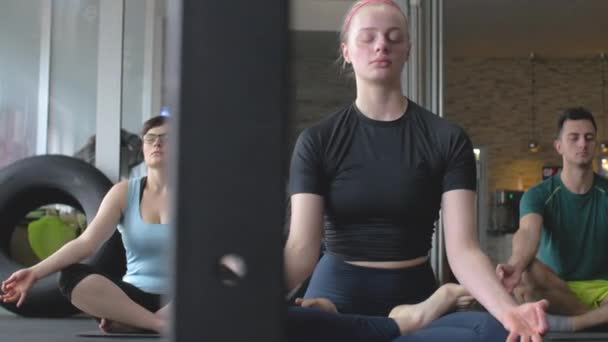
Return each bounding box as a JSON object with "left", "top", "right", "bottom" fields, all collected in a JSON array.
[{"left": 117, "top": 177, "right": 169, "bottom": 294}]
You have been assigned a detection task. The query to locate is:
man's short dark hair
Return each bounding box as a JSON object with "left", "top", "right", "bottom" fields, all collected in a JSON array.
[{"left": 557, "top": 107, "right": 597, "bottom": 137}]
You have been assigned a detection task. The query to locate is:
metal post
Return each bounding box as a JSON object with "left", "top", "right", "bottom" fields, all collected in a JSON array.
[
  {"left": 142, "top": 0, "right": 162, "bottom": 120},
  {"left": 170, "top": 0, "right": 288, "bottom": 341},
  {"left": 95, "top": 0, "right": 124, "bottom": 183},
  {"left": 36, "top": 1, "right": 51, "bottom": 155}
]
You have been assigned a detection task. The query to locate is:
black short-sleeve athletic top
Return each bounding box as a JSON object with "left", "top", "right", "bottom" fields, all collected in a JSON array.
[{"left": 288, "top": 100, "right": 476, "bottom": 261}]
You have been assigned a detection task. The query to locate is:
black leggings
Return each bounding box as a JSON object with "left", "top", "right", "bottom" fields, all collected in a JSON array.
[
  {"left": 58, "top": 263, "right": 165, "bottom": 314},
  {"left": 286, "top": 307, "right": 508, "bottom": 342},
  {"left": 287, "top": 306, "right": 400, "bottom": 342},
  {"left": 305, "top": 254, "right": 437, "bottom": 316}
]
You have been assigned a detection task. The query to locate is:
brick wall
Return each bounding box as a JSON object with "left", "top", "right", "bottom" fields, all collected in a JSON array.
[
  {"left": 289, "top": 32, "right": 355, "bottom": 149},
  {"left": 445, "top": 57, "right": 604, "bottom": 193},
  {"left": 290, "top": 57, "right": 355, "bottom": 138}
]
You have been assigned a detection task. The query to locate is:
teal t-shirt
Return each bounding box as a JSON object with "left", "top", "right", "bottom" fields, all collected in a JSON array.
[{"left": 520, "top": 173, "right": 608, "bottom": 281}]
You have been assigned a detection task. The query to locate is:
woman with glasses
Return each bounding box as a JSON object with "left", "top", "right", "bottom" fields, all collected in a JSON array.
[{"left": 1, "top": 116, "right": 171, "bottom": 334}]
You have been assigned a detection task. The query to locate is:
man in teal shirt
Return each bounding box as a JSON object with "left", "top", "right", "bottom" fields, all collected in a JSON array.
[{"left": 497, "top": 107, "right": 608, "bottom": 331}]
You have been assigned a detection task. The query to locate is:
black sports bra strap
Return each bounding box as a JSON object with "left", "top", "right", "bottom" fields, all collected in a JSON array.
[{"left": 139, "top": 176, "right": 147, "bottom": 204}]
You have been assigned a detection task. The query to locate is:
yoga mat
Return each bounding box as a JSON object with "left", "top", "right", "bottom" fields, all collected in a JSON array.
[{"left": 76, "top": 330, "right": 161, "bottom": 338}]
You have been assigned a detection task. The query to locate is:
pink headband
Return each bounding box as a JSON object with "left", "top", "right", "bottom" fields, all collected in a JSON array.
[{"left": 344, "top": 0, "right": 403, "bottom": 32}]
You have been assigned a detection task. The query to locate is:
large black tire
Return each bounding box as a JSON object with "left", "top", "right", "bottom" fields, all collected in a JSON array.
[{"left": 0, "top": 155, "right": 126, "bottom": 317}]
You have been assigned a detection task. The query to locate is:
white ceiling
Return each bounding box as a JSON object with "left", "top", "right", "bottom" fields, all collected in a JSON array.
[{"left": 290, "top": 0, "right": 608, "bottom": 57}]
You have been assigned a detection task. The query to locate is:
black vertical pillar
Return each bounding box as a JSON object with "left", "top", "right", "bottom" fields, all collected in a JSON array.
[{"left": 170, "top": 0, "right": 288, "bottom": 341}]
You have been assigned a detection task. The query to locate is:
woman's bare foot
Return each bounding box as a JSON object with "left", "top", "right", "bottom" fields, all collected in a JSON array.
[
  {"left": 98, "top": 318, "right": 147, "bottom": 334},
  {"left": 153, "top": 309, "right": 168, "bottom": 334},
  {"left": 455, "top": 295, "right": 476, "bottom": 311},
  {"left": 388, "top": 283, "right": 470, "bottom": 335},
  {"left": 98, "top": 315, "right": 165, "bottom": 335},
  {"left": 295, "top": 297, "right": 338, "bottom": 314}
]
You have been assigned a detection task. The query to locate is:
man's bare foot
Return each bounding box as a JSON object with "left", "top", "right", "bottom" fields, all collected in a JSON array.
[{"left": 388, "top": 283, "right": 470, "bottom": 335}]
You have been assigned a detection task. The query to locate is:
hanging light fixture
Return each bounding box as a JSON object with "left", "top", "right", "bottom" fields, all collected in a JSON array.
[
  {"left": 528, "top": 52, "right": 540, "bottom": 153},
  {"left": 599, "top": 53, "right": 608, "bottom": 154}
]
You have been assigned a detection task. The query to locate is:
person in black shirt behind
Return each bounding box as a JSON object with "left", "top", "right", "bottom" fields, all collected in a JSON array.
[{"left": 284, "top": 1, "right": 548, "bottom": 341}]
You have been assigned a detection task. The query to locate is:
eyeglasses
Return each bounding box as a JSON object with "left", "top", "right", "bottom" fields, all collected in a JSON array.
[{"left": 142, "top": 133, "right": 168, "bottom": 144}]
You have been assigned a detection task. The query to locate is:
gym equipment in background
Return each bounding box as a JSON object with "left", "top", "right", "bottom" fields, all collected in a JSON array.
[
  {"left": 490, "top": 190, "right": 524, "bottom": 235},
  {"left": 0, "top": 155, "right": 125, "bottom": 317}
]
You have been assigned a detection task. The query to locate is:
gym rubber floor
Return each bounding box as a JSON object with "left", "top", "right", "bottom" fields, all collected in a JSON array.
[
  {"left": 3, "top": 307, "right": 608, "bottom": 341},
  {"left": 0, "top": 307, "right": 166, "bottom": 342}
]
